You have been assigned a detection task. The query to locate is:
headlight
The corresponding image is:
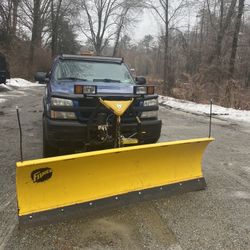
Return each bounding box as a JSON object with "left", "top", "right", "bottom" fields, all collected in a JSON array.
[
  {"left": 51, "top": 111, "right": 76, "bottom": 119},
  {"left": 141, "top": 111, "right": 158, "bottom": 118},
  {"left": 51, "top": 97, "right": 73, "bottom": 106},
  {"left": 144, "top": 99, "right": 158, "bottom": 106},
  {"left": 134, "top": 86, "right": 155, "bottom": 95},
  {"left": 135, "top": 86, "right": 147, "bottom": 95}
]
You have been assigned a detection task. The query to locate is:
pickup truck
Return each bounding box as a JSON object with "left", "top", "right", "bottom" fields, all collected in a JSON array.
[
  {"left": 0, "top": 53, "right": 10, "bottom": 84},
  {"left": 35, "top": 54, "right": 162, "bottom": 157}
]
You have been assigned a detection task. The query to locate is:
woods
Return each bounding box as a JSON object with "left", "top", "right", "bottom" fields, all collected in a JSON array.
[{"left": 0, "top": 0, "right": 250, "bottom": 109}]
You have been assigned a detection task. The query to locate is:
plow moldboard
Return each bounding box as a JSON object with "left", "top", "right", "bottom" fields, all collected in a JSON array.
[{"left": 16, "top": 137, "right": 214, "bottom": 225}]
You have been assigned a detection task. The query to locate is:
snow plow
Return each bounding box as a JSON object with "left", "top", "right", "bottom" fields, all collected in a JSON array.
[
  {"left": 16, "top": 137, "right": 213, "bottom": 226},
  {"left": 16, "top": 98, "right": 213, "bottom": 226},
  {"left": 16, "top": 55, "right": 214, "bottom": 226}
]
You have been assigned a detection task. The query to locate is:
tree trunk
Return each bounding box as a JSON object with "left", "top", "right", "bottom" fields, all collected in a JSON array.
[
  {"left": 208, "top": 0, "right": 237, "bottom": 64},
  {"left": 113, "top": 19, "right": 124, "bottom": 57},
  {"left": 28, "top": 0, "right": 41, "bottom": 77},
  {"left": 12, "top": 0, "right": 20, "bottom": 37},
  {"left": 229, "top": 0, "right": 245, "bottom": 76},
  {"left": 95, "top": 39, "right": 102, "bottom": 56},
  {"left": 51, "top": 0, "right": 63, "bottom": 58},
  {"left": 199, "top": 5, "right": 205, "bottom": 65},
  {"left": 163, "top": 0, "right": 169, "bottom": 95},
  {"left": 113, "top": 7, "right": 129, "bottom": 57},
  {"left": 51, "top": 0, "right": 55, "bottom": 57},
  {"left": 216, "top": 0, "right": 224, "bottom": 61}
]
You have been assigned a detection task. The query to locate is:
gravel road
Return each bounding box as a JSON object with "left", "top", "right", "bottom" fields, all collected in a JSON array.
[{"left": 0, "top": 85, "right": 249, "bottom": 250}]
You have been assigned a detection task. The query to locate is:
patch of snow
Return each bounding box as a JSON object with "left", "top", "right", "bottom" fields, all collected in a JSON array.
[
  {"left": 6, "top": 78, "right": 39, "bottom": 87},
  {"left": 0, "top": 84, "right": 13, "bottom": 91},
  {"left": 159, "top": 96, "right": 250, "bottom": 124}
]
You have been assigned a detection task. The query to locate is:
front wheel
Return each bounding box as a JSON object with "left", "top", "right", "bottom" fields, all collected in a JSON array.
[
  {"left": 43, "top": 133, "right": 58, "bottom": 158},
  {"left": 43, "top": 115, "right": 58, "bottom": 157}
]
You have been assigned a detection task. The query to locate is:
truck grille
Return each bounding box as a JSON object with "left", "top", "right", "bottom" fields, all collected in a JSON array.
[{"left": 77, "top": 97, "right": 141, "bottom": 123}]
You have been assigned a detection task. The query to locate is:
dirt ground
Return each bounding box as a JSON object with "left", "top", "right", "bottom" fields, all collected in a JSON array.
[{"left": 0, "top": 85, "right": 249, "bottom": 250}]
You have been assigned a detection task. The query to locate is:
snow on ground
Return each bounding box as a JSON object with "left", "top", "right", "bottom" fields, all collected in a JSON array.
[
  {"left": 6, "top": 78, "right": 39, "bottom": 87},
  {"left": 159, "top": 96, "right": 250, "bottom": 124},
  {"left": 0, "top": 78, "right": 39, "bottom": 104},
  {"left": 0, "top": 84, "right": 12, "bottom": 91}
]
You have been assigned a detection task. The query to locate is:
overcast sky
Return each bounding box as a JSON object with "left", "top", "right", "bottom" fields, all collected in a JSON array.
[{"left": 130, "top": 10, "right": 160, "bottom": 41}]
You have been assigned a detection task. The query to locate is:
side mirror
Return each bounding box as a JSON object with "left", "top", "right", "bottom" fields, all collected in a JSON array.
[
  {"left": 135, "top": 76, "right": 147, "bottom": 85},
  {"left": 34, "top": 72, "right": 47, "bottom": 84}
]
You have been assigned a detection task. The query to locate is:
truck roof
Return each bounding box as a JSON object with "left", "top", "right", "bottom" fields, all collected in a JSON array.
[{"left": 59, "top": 54, "right": 124, "bottom": 64}]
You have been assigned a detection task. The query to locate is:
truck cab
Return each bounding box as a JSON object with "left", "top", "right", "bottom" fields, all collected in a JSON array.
[{"left": 35, "top": 55, "right": 162, "bottom": 157}]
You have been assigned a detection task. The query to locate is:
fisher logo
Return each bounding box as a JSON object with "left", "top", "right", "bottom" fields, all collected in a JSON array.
[
  {"left": 31, "top": 168, "right": 53, "bottom": 183},
  {"left": 116, "top": 103, "right": 123, "bottom": 110}
]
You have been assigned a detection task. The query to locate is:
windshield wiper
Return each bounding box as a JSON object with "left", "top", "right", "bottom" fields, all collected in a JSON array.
[
  {"left": 58, "top": 77, "right": 87, "bottom": 81},
  {"left": 93, "top": 78, "right": 121, "bottom": 83}
]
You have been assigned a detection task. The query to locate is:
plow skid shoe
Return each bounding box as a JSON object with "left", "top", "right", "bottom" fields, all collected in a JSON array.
[
  {"left": 16, "top": 137, "right": 214, "bottom": 226},
  {"left": 122, "top": 137, "right": 139, "bottom": 145}
]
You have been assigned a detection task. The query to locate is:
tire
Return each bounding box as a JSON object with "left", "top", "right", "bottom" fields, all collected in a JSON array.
[
  {"left": 43, "top": 135, "right": 58, "bottom": 158},
  {"left": 143, "top": 137, "right": 159, "bottom": 144},
  {"left": 43, "top": 115, "right": 58, "bottom": 157}
]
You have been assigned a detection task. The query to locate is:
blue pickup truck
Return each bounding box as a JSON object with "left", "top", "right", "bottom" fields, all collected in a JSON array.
[{"left": 35, "top": 54, "right": 162, "bottom": 157}]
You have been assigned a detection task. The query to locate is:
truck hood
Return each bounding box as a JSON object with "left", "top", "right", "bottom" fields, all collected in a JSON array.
[{"left": 51, "top": 81, "right": 135, "bottom": 94}]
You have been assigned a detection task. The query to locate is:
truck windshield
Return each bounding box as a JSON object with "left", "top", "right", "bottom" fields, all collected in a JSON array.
[{"left": 55, "top": 60, "right": 134, "bottom": 84}]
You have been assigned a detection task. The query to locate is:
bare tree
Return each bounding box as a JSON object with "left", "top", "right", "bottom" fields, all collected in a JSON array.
[
  {"left": 80, "top": 0, "right": 144, "bottom": 55},
  {"left": 12, "top": 0, "right": 20, "bottom": 36},
  {"left": 20, "top": 0, "right": 51, "bottom": 46},
  {"left": 28, "top": 0, "right": 43, "bottom": 75},
  {"left": 51, "top": 0, "right": 63, "bottom": 57},
  {"left": 0, "top": 0, "right": 12, "bottom": 44},
  {"left": 51, "top": 0, "right": 80, "bottom": 56},
  {"left": 147, "top": 0, "right": 191, "bottom": 94},
  {"left": 208, "top": 0, "right": 237, "bottom": 63},
  {"left": 112, "top": 0, "right": 143, "bottom": 56},
  {"left": 0, "top": 0, "right": 21, "bottom": 45},
  {"left": 20, "top": 0, "right": 51, "bottom": 76},
  {"left": 229, "top": 0, "right": 245, "bottom": 76}
]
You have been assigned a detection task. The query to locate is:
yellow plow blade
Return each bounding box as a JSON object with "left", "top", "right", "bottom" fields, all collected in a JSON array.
[{"left": 16, "top": 137, "right": 214, "bottom": 225}]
